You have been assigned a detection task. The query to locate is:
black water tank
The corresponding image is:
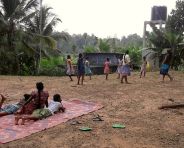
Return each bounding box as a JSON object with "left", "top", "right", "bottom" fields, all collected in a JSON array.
[{"left": 151, "top": 6, "right": 167, "bottom": 21}]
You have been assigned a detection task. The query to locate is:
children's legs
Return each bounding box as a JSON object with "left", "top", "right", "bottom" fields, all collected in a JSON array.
[
  {"left": 77, "top": 75, "right": 81, "bottom": 85},
  {"left": 162, "top": 75, "right": 165, "bottom": 81},
  {"left": 105, "top": 74, "right": 108, "bottom": 80},
  {"left": 15, "top": 115, "right": 39, "bottom": 125},
  {"left": 0, "top": 99, "right": 3, "bottom": 109},
  {"left": 81, "top": 75, "right": 84, "bottom": 85},
  {"left": 0, "top": 112, "right": 9, "bottom": 117},
  {"left": 15, "top": 116, "right": 21, "bottom": 125},
  {"left": 0, "top": 94, "right": 6, "bottom": 108},
  {"left": 140, "top": 71, "right": 143, "bottom": 78},
  {"left": 117, "top": 73, "right": 120, "bottom": 79},
  {"left": 21, "top": 116, "right": 39, "bottom": 125},
  {"left": 69, "top": 75, "right": 73, "bottom": 81},
  {"left": 143, "top": 70, "right": 146, "bottom": 77},
  {"left": 167, "top": 73, "right": 173, "bottom": 81},
  {"left": 121, "top": 75, "right": 124, "bottom": 83},
  {"left": 125, "top": 76, "right": 129, "bottom": 83}
]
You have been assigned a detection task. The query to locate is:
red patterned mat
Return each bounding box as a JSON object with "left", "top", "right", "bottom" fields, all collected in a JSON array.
[{"left": 0, "top": 100, "right": 103, "bottom": 144}]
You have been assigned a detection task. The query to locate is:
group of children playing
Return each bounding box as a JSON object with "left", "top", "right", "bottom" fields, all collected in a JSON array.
[
  {"left": 0, "top": 82, "right": 65, "bottom": 125},
  {"left": 105, "top": 50, "right": 131, "bottom": 83},
  {"left": 66, "top": 49, "right": 173, "bottom": 84},
  {"left": 66, "top": 54, "right": 92, "bottom": 85},
  {"left": 0, "top": 50, "right": 173, "bottom": 126}
]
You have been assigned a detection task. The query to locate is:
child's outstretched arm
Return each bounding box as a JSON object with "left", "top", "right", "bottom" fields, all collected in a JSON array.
[{"left": 59, "top": 105, "right": 65, "bottom": 112}]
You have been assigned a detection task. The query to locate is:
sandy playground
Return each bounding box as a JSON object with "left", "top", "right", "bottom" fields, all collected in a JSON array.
[{"left": 0, "top": 71, "right": 184, "bottom": 148}]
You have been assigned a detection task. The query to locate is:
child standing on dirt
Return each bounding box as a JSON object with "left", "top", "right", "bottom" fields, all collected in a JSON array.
[
  {"left": 140, "top": 56, "right": 147, "bottom": 78},
  {"left": 66, "top": 55, "right": 74, "bottom": 81},
  {"left": 160, "top": 49, "right": 173, "bottom": 82},
  {"left": 77, "top": 53, "right": 85, "bottom": 85},
  {"left": 120, "top": 51, "right": 131, "bottom": 84},
  {"left": 85, "top": 57, "right": 92, "bottom": 80},
  {"left": 104, "top": 58, "right": 110, "bottom": 80}
]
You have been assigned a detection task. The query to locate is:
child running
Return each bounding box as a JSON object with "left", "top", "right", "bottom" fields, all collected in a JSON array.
[
  {"left": 15, "top": 94, "right": 65, "bottom": 125},
  {"left": 66, "top": 55, "right": 74, "bottom": 81},
  {"left": 77, "top": 53, "right": 85, "bottom": 85},
  {"left": 0, "top": 94, "right": 31, "bottom": 117},
  {"left": 104, "top": 58, "right": 110, "bottom": 80},
  {"left": 140, "top": 56, "right": 147, "bottom": 78},
  {"left": 85, "top": 57, "right": 92, "bottom": 80}
]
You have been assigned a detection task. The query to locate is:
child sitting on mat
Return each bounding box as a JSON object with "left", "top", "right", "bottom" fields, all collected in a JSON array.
[{"left": 15, "top": 94, "right": 65, "bottom": 125}]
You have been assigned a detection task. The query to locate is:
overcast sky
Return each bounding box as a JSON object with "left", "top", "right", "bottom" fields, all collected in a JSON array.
[{"left": 43, "top": 0, "right": 176, "bottom": 38}]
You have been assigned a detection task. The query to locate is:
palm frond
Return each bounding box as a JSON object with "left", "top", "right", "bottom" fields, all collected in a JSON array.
[
  {"left": 20, "top": 10, "right": 38, "bottom": 23},
  {"left": 23, "top": 0, "right": 38, "bottom": 12},
  {"left": 43, "top": 17, "right": 61, "bottom": 35},
  {"left": 22, "top": 40, "right": 37, "bottom": 55},
  {"left": 1, "top": 0, "right": 20, "bottom": 19}
]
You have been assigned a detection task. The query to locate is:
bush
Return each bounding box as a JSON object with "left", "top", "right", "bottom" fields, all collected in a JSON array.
[
  {"left": 39, "top": 55, "right": 78, "bottom": 76},
  {"left": 39, "top": 67, "right": 66, "bottom": 76},
  {"left": 40, "top": 56, "right": 65, "bottom": 69}
]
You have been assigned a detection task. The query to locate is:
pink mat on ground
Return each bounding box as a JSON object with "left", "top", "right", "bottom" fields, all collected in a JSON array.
[{"left": 0, "top": 99, "right": 103, "bottom": 144}]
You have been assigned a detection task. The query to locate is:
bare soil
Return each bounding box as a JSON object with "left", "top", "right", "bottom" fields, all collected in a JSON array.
[{"left": 1, "top": 71, "right": 184, "bottom": 148}]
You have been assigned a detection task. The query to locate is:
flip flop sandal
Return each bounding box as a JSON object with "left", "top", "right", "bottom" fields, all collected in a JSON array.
[
  {"left": 112, "top": 124, "right": 125, "bottom": 129},
  {"left": 92, "top": 116, "right": 104, "bottom": 121},
  {"left": 79, "top": 127, "right": 92, "bottom": 131},
  {"left": 70, "top": 120, "right": 82, "bottom": 125}
]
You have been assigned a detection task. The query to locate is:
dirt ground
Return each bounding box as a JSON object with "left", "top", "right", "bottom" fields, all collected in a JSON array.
[{"left": 0, "top": 71, "right": 184, "bottom": 148}]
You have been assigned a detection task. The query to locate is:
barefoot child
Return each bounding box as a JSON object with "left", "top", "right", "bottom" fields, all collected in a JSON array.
[
  {"left": 120, "top": 51, "right": 131, "bottom": 84},
  {"left": 15, "top": 94, "right": 65, "bottom": 125},
  {"left": 85, "top": 57, "right": 92, "bottom": 80},
  {"left": 160, "top": 49, "right": 173, "bottom": 82},
  {"left": 140, "top": 56, "right": 147, "bottom": 78},
  {"left": 66, "top": 55, "right": 74, "bottom": 81},
  {"left": 104, "top": 58, "right": 110, "bottom": 80},
  {"left": 0, "top": 94, "right": 31, "bottom": 117},
  {"left": 77, "top": 53, "right": 85, "bottom": 85}
]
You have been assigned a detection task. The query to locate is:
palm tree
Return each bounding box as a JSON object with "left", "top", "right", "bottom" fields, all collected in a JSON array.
[
  {"left": 24, "top": 5, "right": 62, "bottom": 73},
  {"left": 26, "top": 5, "right": 61, "bottom": 36},
  {"left": 0, "top": 0, "right": 39, "bottom": 74},
  {"left": 0, "top": 0, "right": 38, "bottom": 49},
  {"left": 0, "top": 0, "right": 58, "bottom": 74}
]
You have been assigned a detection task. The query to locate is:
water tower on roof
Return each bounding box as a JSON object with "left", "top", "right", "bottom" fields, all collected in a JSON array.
[{"left": 143, "top": 6, "right": 167, "bottom": 48}]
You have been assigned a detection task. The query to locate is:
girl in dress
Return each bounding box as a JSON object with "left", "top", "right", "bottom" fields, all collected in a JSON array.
[
  {"left": 66, "top": 55, "right": 74, "bottom": 81},
  {"left": 77, "top": 53, "right": 85, "bottom": 85},
  {"left": 104, "top": 58, "right": 110, "bottom": 80},
  {"left": 120, "top": 51, "right": 131, "bottom": 84}
]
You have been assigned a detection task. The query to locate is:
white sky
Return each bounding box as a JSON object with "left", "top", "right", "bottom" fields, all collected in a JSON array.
[{"left": 43, "top": 0, "right": 176, "bottom": 38}]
